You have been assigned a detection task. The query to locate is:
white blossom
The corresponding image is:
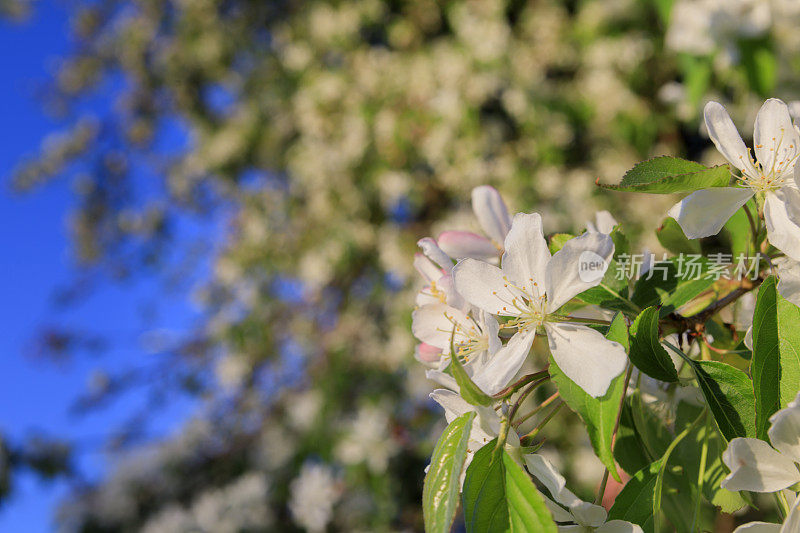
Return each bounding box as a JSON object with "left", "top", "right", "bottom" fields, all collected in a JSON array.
[
  {"left": 452, "top": 212, "right": 627, "bottom": 397},
  {"left": 721, "top": 392, "right": 800, "bottom": 492},
  {"left": 669, "top": 99, "right": 800, "bottom": 263}
]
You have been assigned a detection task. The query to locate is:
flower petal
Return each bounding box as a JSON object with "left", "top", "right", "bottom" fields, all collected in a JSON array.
[
  {"left": 417, "top": 237, "right": 454, "bottom": 271},
  {"left": 721, "top": 437, "right": 800, "bottom": 492},
  {"left": 472, "top": 185, "right": 512, "bottom": 244},
  {"left": 429, "top": 389, "right": 500, "bottom": 444},
  {"left": 502, "top": 212, "right": 550, "bottom": 300},
  {"left": 425, "top": 369, "right": 458, "bottom": 391},
  {"left": 453, "top": 258, "right": 518, "bottom": 316},
  {"left": 667, "top": 187, "right": 754, "bottom": 239},
  {"left": 767, "top": 393, "right": 800, "bottom": 462},
  {"left": 753, "top": 99, "right": 800, "bottom": 176},
  {"left": 597, "top": 521, "right": 644, "bottom": 533},
  {"left": 765, "top": 189, "right": 800, "bottom": 262},
  {"left": 545, "top": 232, "right": 614, "bottom": 312},
  {"left": 544, "top": 323, "right": 627, "bottom": 398},
  {"left": 480, "top": 311, "right": 503, "bottom": 355},
  {"left": 732, "top": 523, "right": 782, "bottom": 533},
  {"left": 413, "top": 252, "right": 443, "bottom": 284},
  {"left": 538, "top": 494, "right": 574, "bottom": 523},
  {"left": 744, "top": 325, "right": 754, "bottom": 351},
  {"left": 781, "top": 496, "right": 800, "bottom": 533},
  {"left": 471, "top": 329, "right": 536, "bottom": 396},
  {"left": 570, "top": 501, "right": 607, "bottom": 527},
  {"left": 775, "top": 258, "right": 800, "bottom": 307},
  {"left": 438, "top": 231, "right": 499, "bottom": 261},
  {"left": 411, "top": 303, "right": 474, "bottom": 349},
  {"left": 524, "top": 454, "right": 582, "bottom": 510},
  {"left": 415, "top": 343, "right": 442, "bottom": 365},
  {"left": 705, "top": 101, "right": 759, "bottom": 177},
  {"left": 587, "top": 210, "right": 618, "bottom": 234}
]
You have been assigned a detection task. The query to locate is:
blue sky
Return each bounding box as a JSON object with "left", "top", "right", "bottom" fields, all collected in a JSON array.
[{"left": 0, "top": 4, "right": 201, "bottom": 531}]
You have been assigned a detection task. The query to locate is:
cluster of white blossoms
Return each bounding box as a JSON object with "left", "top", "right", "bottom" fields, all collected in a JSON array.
[
  {"left": 413, "top": 186, "right": 627, "bottom": 399},
  {"left": 413, "top": 98, "right": 800, "bottom": 530},
  {"left": 412, "top": 186, "right": 640, "bottom": 530}
]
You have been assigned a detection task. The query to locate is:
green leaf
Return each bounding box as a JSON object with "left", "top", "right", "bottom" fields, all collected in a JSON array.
[
  {"left": 614, "top": 393, "right": 672, "bottom": 476},
  {"left": 450, "top": 337, "right": 494, "bottom": 407},
  {"left": 608, "top": 460, "right": 661, "bottom": 533},
  {"left": 548, "top": 233, "right": 574, "bottom": 254},
  {"left": 628, "top": 307, "right": 678, "bottom": 382},
  {"left": 423, "top": 412, "right": 476, "bottom": 533},
  {"left": 674, "top": 401, "right": 746, "bottom": 514},
  {"left": 657, "top": 217, "right": 700, "bottom": 255},
  {"left": 549, "top": 314, "right": 628, "bottom": 483},
  {"left": 598, "top": 156, "right": 730, "bottom": 194},
  {"left": 631, "top": 257, "right": 716, "bottom": 317},
  {"left": 503, "top": 452, "right": 557, "bottom": 532},
  {"left": 462, "top": 440, "right": 557, "bottom": 533},
  {"left": 751, "top": 276, "right": 800, "bottom": 440},
  {"left": 577, "top": 227, "right": 636, "bottom": 313},
  {"left": 723, "top": 206, "right": 756, "bottom": 259},
  {"left": 665, "top": 342, "right": 757, "bottom": 441}
]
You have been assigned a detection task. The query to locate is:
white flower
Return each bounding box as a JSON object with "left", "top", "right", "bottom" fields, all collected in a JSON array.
[
  {"left": 721, "top": 392, "right": 800, "bottom": 492},
  {"left": 429, "top": 388, "right": 522, "bottom": 482},
  {"left": 438, "top": 185, "right": 511, "bottom": 261},
  {"left": 732, "top": 496, "right": 800, "bottom": 532},
  {"left": 411, "top": 302, "right": 501, "bottom": 384},
  {"left": 525, "top": 454, "right": 643, "bottom": 533},
  {"left": 413, "top": 238, "right": 461, "bottom": 309},
  {"left": 669, "top": 99, "right": 800, "bottom": 263},
  {"left": 453, "top": 212, "right": 628, "bottom": 397}
]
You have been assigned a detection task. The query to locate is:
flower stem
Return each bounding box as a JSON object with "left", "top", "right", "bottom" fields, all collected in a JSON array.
[
  {"left": 513, "top": 391, "right": 560, "bottom": 428},
  {"left": 776, "top": 490, "right": 790, "bottom": 519},
  {"left": 520, "top": 400, "right": 564, "bottom": 445},
  {"left": 493, "top": 370, "right": 549, "bottom": 399}
]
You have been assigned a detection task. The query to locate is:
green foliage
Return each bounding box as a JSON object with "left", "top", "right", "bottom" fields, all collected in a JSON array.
[
  {"left": 423, "top": 412, "right": 475, "bottom": 533},
  {"left": 751, "top": 276, "right": 800, "bottom": 440},
  {"left": 597, "top": 157, "right": 731, "bottom": 194},
  {"left": 674, "top": 401, "right": 746, "bottom": 514},
  {"left": 461, "top": 440, "right": 556, "bottom": 533},
  {"left": 549, "top": 313, "right": 629, "bottom": 483},
  {"left": 688, "top": 360, "right": 757, "bottom": 441},
  {"left": 608, "top": 460, "right": 661, "bottom": 532},
  {"left": 629, "top": 307, "right": 679, "bottom": 382},
  {"left": 631, "top": 257, "right": 716, "bottom": 316},
  {"left": 548, "top": 233, "right": 575, "bottom": 254},
  {"left": 450, "top": 344, "right": 495, "bottom": 407},
  {"left": 578, "top": 227, "right": 635, "bottom": 313},
  {"left": 657, "top": 217, "right": 700, "bottom": 255}
]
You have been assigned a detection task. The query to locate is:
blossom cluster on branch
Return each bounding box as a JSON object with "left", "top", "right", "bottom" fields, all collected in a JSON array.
[{"left": 413, "top": 99, "right": 800, "bottom": 532}]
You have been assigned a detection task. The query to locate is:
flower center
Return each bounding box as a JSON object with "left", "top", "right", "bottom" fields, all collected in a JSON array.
[
  {"left": 441, "top": 311, "right": 487, "bottom": 362},
  {"left": 738, "top": 129, "right": 800, "bottom": 192},
  {"left": 493, "top": 276, "right": 548, "bottom": 332},
  {"left": 422, "top": 280, "right": 448, "bottom": 304}
]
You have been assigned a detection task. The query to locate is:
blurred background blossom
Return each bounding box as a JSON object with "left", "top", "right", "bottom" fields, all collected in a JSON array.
[{"left": 1, "top": 0, "right": 800, "bottom": 531}]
